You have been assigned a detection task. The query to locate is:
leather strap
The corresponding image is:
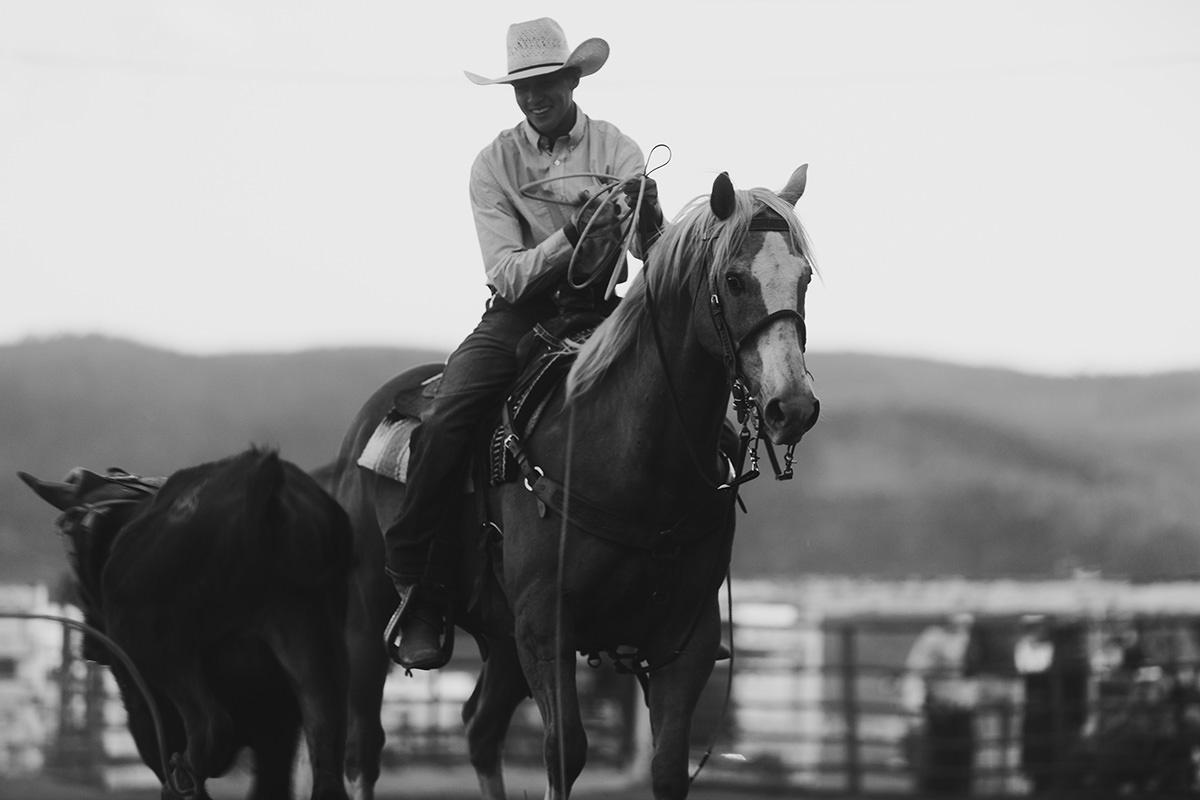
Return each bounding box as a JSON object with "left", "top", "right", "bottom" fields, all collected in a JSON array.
[{"left": 502, "top": 405, "right": 735, "bottom": 552}]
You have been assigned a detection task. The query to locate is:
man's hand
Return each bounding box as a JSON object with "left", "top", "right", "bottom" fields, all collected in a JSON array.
[
  {"left": 621, "top": 175, "right": 664, "bottom": 248},
  {"left": 564, "top": 189, "right": 621, "bottom": 246},
  {"left": 621, "top": 175, "right": 660, "bottom": 220}
]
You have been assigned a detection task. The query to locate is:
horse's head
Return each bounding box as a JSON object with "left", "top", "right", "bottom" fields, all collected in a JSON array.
[
  {"left": 567, "top": 166, "right": 821, "bottom": 445},
  {"left": 696, "top": 167, "right": 820, "bottom": 444},
  {"left": 18, "top": 468, "right": 157, "bottom": 654}
]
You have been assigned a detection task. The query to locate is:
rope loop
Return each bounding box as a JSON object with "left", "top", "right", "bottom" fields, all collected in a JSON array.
[{"left": 518, "top": 144, "right": 672, "bottom": 300}]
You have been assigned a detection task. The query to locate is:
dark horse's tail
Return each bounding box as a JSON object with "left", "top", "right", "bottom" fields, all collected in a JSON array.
[
  {"left": 248, "top": 449, "right": 354, "bottom": 590},
  {"left": 244, "top": 446, "right": 287, "bottom": 529}
]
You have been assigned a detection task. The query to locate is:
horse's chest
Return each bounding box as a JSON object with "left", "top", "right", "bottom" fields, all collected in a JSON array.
[{"left": 571, "top": 552, "right": 710, "bottom": 649}]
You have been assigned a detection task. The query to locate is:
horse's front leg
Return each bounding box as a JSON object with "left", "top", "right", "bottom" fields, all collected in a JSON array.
[
  {"left": 646, "top": 603, "right": 721, "bottom": 800},
  {"left": 463, "top": 636, "right": 530, "bottom": 800},
  {"left": 513, "top": 590, "right": 587, "bottom": 800}
]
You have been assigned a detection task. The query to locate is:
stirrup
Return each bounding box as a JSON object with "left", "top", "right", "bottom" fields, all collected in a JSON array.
[{"left": 383, "top": 583, "right": 455, "bottom": 671}]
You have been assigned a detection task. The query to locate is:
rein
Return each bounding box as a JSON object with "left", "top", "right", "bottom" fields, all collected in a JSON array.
[
  {"left": 515, "top": 153, "right": 802, "bottom": 788},
  {"left": 642, "top": 209, "right": 804, "bottom": 487},
  {"left": 0, "top": 612, "right": 197, "bottom": 798}
]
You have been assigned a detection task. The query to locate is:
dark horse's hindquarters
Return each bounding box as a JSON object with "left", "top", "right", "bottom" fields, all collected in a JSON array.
[{"left": 20, "top": 447, "right": 354, "bottom": 800}]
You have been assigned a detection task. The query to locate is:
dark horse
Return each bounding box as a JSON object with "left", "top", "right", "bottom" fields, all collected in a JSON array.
[
  {"left": 332, "top": 167, "right": 819, "bottom": 799},
  {"left": 20, "top": 447, "right": 353, "bottom": 800}
]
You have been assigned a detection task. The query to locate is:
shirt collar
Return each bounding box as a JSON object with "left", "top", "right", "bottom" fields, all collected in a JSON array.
[{"left": 521, "top": 106, "right": 587, "bottom": 153}]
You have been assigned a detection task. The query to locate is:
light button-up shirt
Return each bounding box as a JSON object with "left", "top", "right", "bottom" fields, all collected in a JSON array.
[{"left": 469, "top": 109, "right": 644, "bottom": 304}]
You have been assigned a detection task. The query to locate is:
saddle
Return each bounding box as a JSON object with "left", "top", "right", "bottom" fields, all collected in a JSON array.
[
  {"left": 67, "top": 467, "right": 166, "bottom": 498},
  {"left": 356, "top": 311, "right": 605, "bottom": 487},
  {"left": 365, "top": 310, "right": 606, "bottom": 654}
]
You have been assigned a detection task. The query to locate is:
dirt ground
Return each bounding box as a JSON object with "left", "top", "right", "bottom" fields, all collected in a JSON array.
[{"left": 0, "top": 768, "right": 774, "bottom": 800}]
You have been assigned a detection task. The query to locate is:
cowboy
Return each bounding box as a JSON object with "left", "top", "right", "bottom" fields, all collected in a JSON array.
[
  {"left": 901, "top": 612, "right": 979, "bottom": 795},
  {"left": 383, "top": 18, "right": 665, "bottom": 670}
]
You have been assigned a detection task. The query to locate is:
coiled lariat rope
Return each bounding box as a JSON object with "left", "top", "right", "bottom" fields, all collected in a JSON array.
[
  {"left": 519, "top": 142, "right": 735, "bottom": 791},
  {"left": 0, "top": 611, "right": 195, "bottom": 797},
  {"left": 519, "top": 142, "right": 672, "bottom": 301}
]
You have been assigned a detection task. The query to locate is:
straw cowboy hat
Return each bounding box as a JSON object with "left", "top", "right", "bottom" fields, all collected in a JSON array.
[{"left": 464, "top": 18, "right": 609, "bottom": 86}]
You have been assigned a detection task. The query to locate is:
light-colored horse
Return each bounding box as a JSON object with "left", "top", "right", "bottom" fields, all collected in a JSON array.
[{"left": 331, "top": 166, "right": 819, "bottom": 799}]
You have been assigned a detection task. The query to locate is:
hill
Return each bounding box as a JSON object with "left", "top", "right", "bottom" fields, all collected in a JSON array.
[{"left": 3, "top": 335, "right": 1199, "bottom": 584}]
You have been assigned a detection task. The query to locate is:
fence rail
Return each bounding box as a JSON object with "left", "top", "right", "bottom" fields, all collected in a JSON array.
[{"left": 5, "top": 607, "right": 1200, "bottom": 795}]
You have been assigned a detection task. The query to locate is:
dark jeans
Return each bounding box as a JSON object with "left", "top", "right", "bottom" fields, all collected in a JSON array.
[
  {"left": 917, "top": 706, "right": 975, "bottom": 795},
  {"left": 383, "top": 296, "right": 547, "bottom": 585}
]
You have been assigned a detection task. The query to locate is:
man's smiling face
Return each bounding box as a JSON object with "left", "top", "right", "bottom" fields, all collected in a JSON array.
[{"left": 512, "top": 69, "right": 580, "bottom": 136}]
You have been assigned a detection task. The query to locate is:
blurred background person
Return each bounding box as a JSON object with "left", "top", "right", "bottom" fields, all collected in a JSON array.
[
  {"left": 901, "top": 611, "right": 978, "bottom": 795},
  {"left": 1015, "top": 614, "right": 1090, "bottom": 794}
]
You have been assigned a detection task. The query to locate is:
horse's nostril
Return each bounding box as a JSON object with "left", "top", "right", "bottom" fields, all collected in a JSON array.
[
  {"left": 806, "top": 398, "right": 821, "bottom": 432},
  {"left": 763, "top": 398, "right": 786, "bottom": 427}
]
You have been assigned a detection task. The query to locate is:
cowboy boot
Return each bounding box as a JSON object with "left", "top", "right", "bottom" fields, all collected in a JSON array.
[
  {"left": 384, "top": 570, "right": 453, "bottom": 670},
  {"left": 384, "top": 583, "right": 443, "bottom": 670},
  {"left": 395, "top": 590, "right": 444, "bottom": 670}
]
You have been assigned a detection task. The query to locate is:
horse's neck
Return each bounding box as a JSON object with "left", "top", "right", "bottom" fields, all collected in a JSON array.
[{"left": 572, "top": 312, "right": 729, "bottom": 497}]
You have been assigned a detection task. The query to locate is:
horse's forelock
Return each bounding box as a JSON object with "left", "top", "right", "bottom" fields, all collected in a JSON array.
[
  {"left": 567, "top": 185, "right": 808, "bottom": 399},
  {"left": 748, "top": 188, "right": 816, "bottom": 269}
]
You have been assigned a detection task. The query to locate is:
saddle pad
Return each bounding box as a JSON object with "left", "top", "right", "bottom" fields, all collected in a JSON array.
[
  {"left": 357, "top": 414, "right": 418, "bottom": 484},
  {"left": 357, "top": 414, "right": 473, "bottom": 492}
]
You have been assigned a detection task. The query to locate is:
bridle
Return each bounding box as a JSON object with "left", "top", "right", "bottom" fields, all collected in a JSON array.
[{"left": 702, "top": 210, "right": 807, "bottom": 483}]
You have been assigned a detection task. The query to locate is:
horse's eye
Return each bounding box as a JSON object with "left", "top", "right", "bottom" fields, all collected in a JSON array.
[{"left": 725, "top": 274, "right": 745, "bottom": 294}]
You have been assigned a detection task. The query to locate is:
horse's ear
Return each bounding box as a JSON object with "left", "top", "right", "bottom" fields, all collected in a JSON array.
[
  {"left": 18, "top": 471, "right": 79, "bottom": 511},
  {"left": 710, "top": 172, "right": 735, "bottom": 220},
  {"left": 778, "top": 164, "right": 808, "bottom": 206}
]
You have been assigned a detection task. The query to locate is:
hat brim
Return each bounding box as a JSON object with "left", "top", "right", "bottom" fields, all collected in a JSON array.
[{"left": 465, "top": 37, "right": 609, "bottom": 86}]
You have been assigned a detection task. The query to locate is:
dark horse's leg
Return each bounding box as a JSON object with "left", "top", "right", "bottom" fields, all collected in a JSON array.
[
  {"left": 344, "top": 570, "right": 393, "bottom": 800},
  {"left": 646, "top": 601, "right": 721, "bottom": 800},
  {"left": 244, "top": 689, "right": 300, "bottom": 800},
  {"left": 343, "top": 471, "right": 402, "bottom": 800},
  {"left": 266, "top": 599, "right": 350, "bottom": 800},
  {"left": 463, "top": 636, "right": 530, "bottom": 800}
]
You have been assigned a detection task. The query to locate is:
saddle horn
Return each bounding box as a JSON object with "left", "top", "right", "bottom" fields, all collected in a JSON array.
[
  {"left": 17, "top": 471, "right": 78, "bottom": 511},
  {"left": 710, "top": 172, "right": 735, "bottom": 220}
]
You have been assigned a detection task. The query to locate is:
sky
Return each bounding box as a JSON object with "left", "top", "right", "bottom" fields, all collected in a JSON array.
[{"left": 2, "top": 0, "right": 1198, "bottom": 375}]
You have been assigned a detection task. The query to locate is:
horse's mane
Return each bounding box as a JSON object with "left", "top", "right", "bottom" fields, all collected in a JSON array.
[{"left": 566, "top": 186, "right": 815, "bottom": 400}]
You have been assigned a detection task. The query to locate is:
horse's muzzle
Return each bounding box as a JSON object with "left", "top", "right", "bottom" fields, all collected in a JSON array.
[{"left": 762, "top": 393, "right": 820, "bottom": 445}]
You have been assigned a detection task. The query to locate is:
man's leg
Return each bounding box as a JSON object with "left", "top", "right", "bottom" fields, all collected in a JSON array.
[{"left": 384, "top": 302, "right": 531, "bottom": 668}]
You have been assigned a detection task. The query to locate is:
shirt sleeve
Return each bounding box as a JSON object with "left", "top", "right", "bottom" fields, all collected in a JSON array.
[{"left": 469, "top": 154, "right": 574, "bottom": 304}]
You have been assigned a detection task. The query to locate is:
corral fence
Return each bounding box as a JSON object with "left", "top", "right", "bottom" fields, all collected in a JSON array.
[{"left": 10, "top": 608, "right": 1200, "bottom": 795}]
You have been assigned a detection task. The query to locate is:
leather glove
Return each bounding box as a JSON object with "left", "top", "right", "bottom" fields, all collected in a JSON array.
[
  {"left": 563, "top": 189, "right": 622, "bottom": 247},
  {"left": 621, "top": 175, "right": 660, "bottom": 218},
  {"left": 621, "top": 175, "right": 664, "bottom": 247}
]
